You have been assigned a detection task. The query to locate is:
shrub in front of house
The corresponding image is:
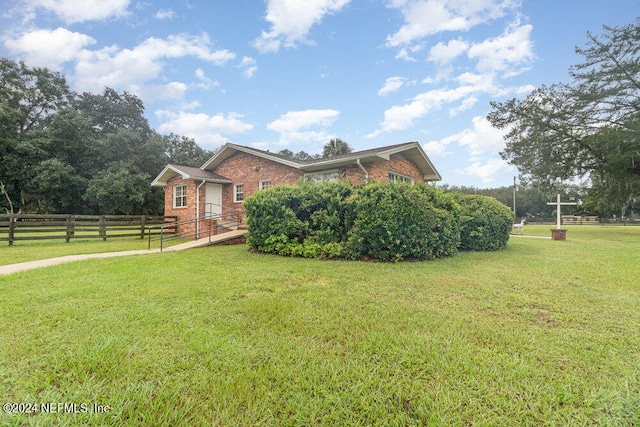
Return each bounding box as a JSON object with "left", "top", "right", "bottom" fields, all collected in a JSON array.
[
  {"left": 344, "top": 182, "right": 459, "bottom": 261},
  {"left": 244, "top": 185, "right": 308, "bottom": 255},
  {"left": 245, "top": 181, "right": 461, "bottom": 261},
  {"left": 244, "top": 182, "right": 354, "bottom": 258},
  {"left": 455, "top": 194, "right": 514, "bottom": 251}
]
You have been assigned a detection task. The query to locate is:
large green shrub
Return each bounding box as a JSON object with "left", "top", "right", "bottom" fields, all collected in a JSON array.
[
  {"left": 455, "top": 194, "right": 514, "bottom": 251},
  {"left": 344, "top": 182, "right": 459, "bottom": 261},
  {"left": 244, "top": 185, "right": 307, "bottom": 255},
  {"left": 245, "top": 181, "right": 461, "bottom": 261},
  {"left": 244, "top": 182, "right": 354, "bottom": 258}
]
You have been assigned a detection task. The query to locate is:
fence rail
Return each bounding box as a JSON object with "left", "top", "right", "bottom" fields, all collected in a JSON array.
[
  {"left": 0, "top": 214, "right": 178, "bottom": 245},
  {"left": 523, "top": 217, "right": 640, "bottom": 226}
]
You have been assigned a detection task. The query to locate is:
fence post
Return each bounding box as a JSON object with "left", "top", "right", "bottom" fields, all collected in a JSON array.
[
  {"left": 66, "top": 215, "right": 74, "bottom": 243},
  {"left": 140, "top": 216, "right": 146, "bottom": 239},
  {"left": 8, "top": 213, "right": 15, "bottom": 246},
  {"left": 100, "top": 215, "right": 107, "bottom": 241}
]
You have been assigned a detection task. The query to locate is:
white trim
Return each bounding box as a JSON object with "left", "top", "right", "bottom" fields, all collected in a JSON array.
[
  {"left": 173, "top": 184, "right": 187, "bottom": 208},
  {"left": 304, "top": 169, "right": 339, "bottom": 184},
  {"left": 233, "top": 183, "right": 244, "bottom": 203},
  {"left": 151, "top": 164, "right": 232, "bottom": 187},
  {"left": 259, "top": 179, "right": 273, "bottom": 190},
  {"left": 388, "top": 171, "right": 415, "bottom": 185}
]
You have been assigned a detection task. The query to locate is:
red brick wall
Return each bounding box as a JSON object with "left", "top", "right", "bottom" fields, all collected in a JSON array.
[
  {"left": 163, "top": 177, "right": 207, "bottom": 236},
  {"left": 334, "top": 154, "right": 425, "bottom": 184},
  {"left": 211, "top": 152, "right": 304, "bottom": 213},
  {"left": 368, "top": 154, "right": 424, "bottom": 183},
  {"left": 162, "top": 152, "right": 427, "bottom": 238}
]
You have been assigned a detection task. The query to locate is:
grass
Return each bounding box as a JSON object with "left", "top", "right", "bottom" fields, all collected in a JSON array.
[{"left": 0, "top": 225, "right": 639, "bottom": 425}]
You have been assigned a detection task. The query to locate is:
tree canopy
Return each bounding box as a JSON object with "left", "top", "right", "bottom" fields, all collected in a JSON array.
[
  {"left": 0, "top": 58, "right": 214, "bottom": 215},
  {"left": 487, "top": 18, "right": 640, "bottom": 216},
  {"left": 277, "top": 138, "right": 352, "bottom": 161},
  {"left": 322, "top": 138, "right": 352, "bottom": 157}
]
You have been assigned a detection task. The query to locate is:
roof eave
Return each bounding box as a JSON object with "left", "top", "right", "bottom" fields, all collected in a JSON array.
[
  {"left": 151, "top": 165, "right": 232, "bottom": 187},
  {"left": 201, "top": 143, "right": 302, "bottom": 171}
]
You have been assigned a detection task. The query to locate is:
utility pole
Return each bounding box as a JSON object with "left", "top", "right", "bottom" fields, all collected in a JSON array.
[{"left": 513, "top": 176, "right": 517, "bottom": 217}]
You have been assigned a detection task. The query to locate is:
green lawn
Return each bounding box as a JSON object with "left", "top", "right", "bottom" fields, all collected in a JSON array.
[{"left": 1, "top": 226, "right": 639, "bottom": 425}]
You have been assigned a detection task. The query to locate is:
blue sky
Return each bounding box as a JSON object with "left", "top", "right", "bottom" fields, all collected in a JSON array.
[{"left": 1, "top": 0, "right": 638, "bottom": 188}]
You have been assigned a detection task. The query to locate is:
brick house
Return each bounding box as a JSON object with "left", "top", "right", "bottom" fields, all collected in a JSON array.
[{"left": 151, "top": 141, "right": 441, "bottom": 236}]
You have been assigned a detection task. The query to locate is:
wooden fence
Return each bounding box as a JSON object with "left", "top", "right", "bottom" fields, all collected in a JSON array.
[
  {"left": 522, "top": 217, "right": 640, "bottom": 226},
  {"left": 0, "top": 214, "right": 178, "bottom": 245}
]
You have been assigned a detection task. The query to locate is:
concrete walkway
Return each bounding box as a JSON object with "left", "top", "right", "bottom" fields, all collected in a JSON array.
[
  {"left": 0, "top": 229, "right": 247, "bottom": 276},
  {"left": 510, "top": 234, "right": 551, "bottom": 239}
]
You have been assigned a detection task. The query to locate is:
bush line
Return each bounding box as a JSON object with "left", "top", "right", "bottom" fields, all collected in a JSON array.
[{"left": 244, "top": 181, "right": 514, "bottom": 261}]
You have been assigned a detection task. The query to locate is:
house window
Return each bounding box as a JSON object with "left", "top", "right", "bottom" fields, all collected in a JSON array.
[
  {"left": 259, "top": 180, "right": 273, "bottom": 190},
  {"left": 304, "top": 170, "right": 339, "bottom": 184},
  {"left": 173, "top": 184, "right": 187, "bottom": 208},
  {"left": 388, "top": 172, "right": 415, "bottom": 185},
  {"left": 234, "top": 184, "right": 244, "bottom": 202}
]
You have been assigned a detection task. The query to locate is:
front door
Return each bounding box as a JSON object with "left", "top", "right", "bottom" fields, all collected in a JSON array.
[{"left": 205, "top": 184, "right": 222, "bottom": 219}]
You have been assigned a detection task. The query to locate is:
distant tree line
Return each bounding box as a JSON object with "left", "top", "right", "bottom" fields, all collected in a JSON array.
[
  {"left": 438, "top": 184, "right": 582, "bottom": 219},
  {"left": 0, "top": 58, "right": 215, "bottom": 215}
]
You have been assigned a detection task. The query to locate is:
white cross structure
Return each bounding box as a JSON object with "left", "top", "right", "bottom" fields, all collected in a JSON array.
[{"left": 547, "top": 194, "right": 577, "bottom": 229}]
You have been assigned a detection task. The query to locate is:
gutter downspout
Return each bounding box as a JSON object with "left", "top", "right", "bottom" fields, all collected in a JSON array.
[
  {"left": 196, "top": 179, "right": 206, "bottom": 239},
  {"left": 356, "top": 159, "right": 369, "bottom": 184}
]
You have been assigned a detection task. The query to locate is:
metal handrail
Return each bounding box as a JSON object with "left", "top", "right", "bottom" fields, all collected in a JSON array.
[{"left": 147, "top": 204, "right": 243, "bottom": 251}]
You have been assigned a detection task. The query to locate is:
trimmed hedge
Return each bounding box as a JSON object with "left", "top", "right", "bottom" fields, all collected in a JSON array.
[
  {"left": 245, "top": 183, "right": 515, "bottom": 261},
  {"left": 244, "top": 183, "right": 354, "bottom": 258},
  {"left": 344, "top": 182, "right": 459, "bottom": 261},
  {"left": 455, "top": 194, "right": 514, "bottom": 251},
  {"left": 244, "top": 182, "right": 460, "bottom": 261}
]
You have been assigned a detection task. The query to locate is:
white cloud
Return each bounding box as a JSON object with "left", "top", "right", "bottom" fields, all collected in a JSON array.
[
  {"left": 423, "top": 139, "right": 454, "bottom": 157},
  {"left": 26, "top": 0, "right": 131, "bottom": 23},
  {"left": 429, "top": 115, "right": 512, "bottom": 183},
  {"left": 429, "top": 38, "right": 469, "bottom": 65},
  {"left": 468, "top": 20, "right": 534, "bottom": 75},
  {"left": 452, "top": 116, "right": 506, "bottom": 155},
  {"left": 385, "top": 0, "right": 514, "bottom": 47},
  {"left": 138, "top": 81, "right": 188, "bottom": 104},
  {"left": 378, "top": 77, "right": 406, "bottom": 96},
  {"left": 395, "top": 48, "right": 416, "bottom": 62},
  {"left": 194, "top": 69, "right": 220, "bottom": 90},
  {"left": 253, "top": 0, "right": 352, "bottom": 53},
  {"left": 425, "top": 115, "right": 507, "bottom": 158},
  {"left": 267, "top": 109, "right": 340, "bottom": 133},
  {"left": 267, "top": 109, "right": 340, "bottom": 145},
  {"left": 73, "top": 33, "right": 235, "bottom": 93},
  {"left": 457, "top": 158, "right": 513, "bottom": 184},
  {"left": 156, "top": 111, "right": 254, "bottom": 147},
  {"left": 368, "top": 85, "right": 476, "bottom": 136},
  {"left": 449, "top": 96, "right": 478, "bottom": 116},
  {"left": 4, "top": 27, "right": 96, "bottom": 69},
  {"left": 154, "top": 9, "right": 175, "bottom": 20},
  {"left": 395, "top": 44, "right": 424, "bottom": 61},
  {"left": 239, "top": 57, "right": 258, "bottom": 79},
  {"left": 371, "top": 14, "right": 535, "bottom": 138}
]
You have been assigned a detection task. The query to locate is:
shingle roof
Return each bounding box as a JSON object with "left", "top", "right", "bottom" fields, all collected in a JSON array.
[
  {"left": 150, "top": 164, "right": 231, "bottom": 187},
  {"left": 200, "top": 141, "right": 441, "bottom": 181},
  {"left": 167, "top": 164, "right": 229, "bottom": 181},
  {"left": 153, "top": 140, "right": 442, "bottom": 187}
]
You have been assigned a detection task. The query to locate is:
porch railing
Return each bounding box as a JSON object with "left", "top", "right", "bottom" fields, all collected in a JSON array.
[{"left": 147, "top": 204, "right": 243, "bottom": 251}]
